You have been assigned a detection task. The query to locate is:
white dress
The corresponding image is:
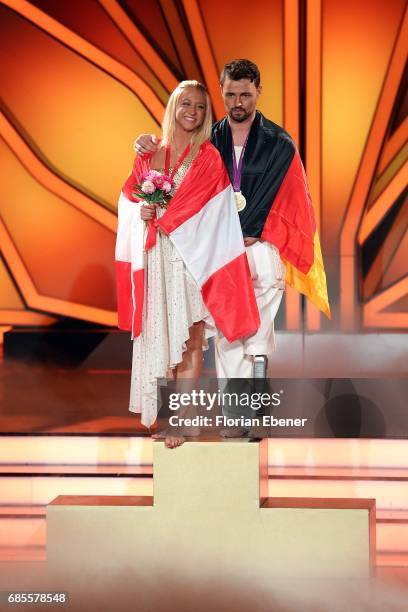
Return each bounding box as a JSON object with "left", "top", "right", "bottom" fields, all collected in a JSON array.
[{"left": 129, "top": 157, "right": 215, "bottom": 427}]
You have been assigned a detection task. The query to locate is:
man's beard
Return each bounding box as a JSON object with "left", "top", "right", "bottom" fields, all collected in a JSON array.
[{"left": 229, "top": 108, "right": 251, "bottom": 122}]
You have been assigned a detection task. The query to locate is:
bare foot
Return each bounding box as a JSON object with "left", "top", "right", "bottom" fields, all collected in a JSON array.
[
  {"left": 181, "top": 425, "right": 200, "bottom": 437},
  {"left": 165, "top": 435, "right": 185, "bottom": 449},
  {"left": 151, "top": 430, "right": 167, "bottom": 440}
]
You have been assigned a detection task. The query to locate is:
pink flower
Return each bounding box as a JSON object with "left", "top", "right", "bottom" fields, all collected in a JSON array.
[
  {"left": 141, "top": 180, "right": 155, "bottom": 194},
  {"left": 153, "top": 175, "right": 164, "bottom": 188},
  {"left": 162, "top": 181, "right": 172, "bottom": 194},
  {"left": 141, "top": 170, "right": 159, "bottom": 182}
]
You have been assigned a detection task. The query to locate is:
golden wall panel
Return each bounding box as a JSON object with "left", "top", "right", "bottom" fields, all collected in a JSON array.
[
  {"left": 322, "top": 0, "right": 406, "bottom": 255},
  {"left": 0, "top": 256, "right": 24, "bottom": 309},
  {"left": 0, "top": 4, "right": 160, "bottom": 210},
  {"left": 0, "top": 139, "right": 116, "bottom": 311},
  {"left": 198, "top": 0, "right": 284, "bottom": 125}
]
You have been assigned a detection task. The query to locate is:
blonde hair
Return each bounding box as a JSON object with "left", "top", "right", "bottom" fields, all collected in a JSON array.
[{"left": 161, "top": 80, "right": 212, "bottom": 157}]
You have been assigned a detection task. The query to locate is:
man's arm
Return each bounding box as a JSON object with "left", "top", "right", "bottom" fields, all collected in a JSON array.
[{"left": 133, "top": 134, "right": 160, "bottom": 156}]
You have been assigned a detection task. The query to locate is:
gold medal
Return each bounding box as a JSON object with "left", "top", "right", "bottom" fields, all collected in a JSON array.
[{"left": 234, "top": 191, "right": 246, "bottom": 212}]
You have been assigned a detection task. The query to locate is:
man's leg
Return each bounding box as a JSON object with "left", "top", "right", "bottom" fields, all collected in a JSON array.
[
  {"left": 215, "top": 242, "right": 284, "bottom": 436},
  {"left": 243, "top": 242, "right": 285, "bottom": 436},
  {"left": 243, "top": 284, "right": 284, "bottom": 359},
  {"left": 215, "top": 241, "right": 285, "bottom": 376},
  {"left": 243, "top": 241, "right": 285, "bottom": 359},
  {"left": 214, "top": 336, "right": 252, "bottom": 379},
  {"left": 215, "top": 242, "right": 285, "bottom": 437}
]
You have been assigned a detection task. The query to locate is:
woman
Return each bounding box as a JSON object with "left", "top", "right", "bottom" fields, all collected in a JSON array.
[{"left": 115, "top": 81, "right": 259, "bottom": 448}]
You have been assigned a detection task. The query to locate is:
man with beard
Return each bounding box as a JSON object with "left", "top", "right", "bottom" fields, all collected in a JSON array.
[{"left": 134, "top": 59, "right": 330, "bottom": 427}]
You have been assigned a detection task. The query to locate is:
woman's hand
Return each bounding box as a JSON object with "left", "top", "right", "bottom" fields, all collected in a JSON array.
[
  {"left": 134, "top": 134, "right": 160, "bottom": 156},
  {"left": 140, "top": 203, "right": 156, "bottom": 220}
]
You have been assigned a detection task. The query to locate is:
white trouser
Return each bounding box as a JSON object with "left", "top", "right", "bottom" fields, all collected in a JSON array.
[{"left": 215, "top": 241, "right": 285, "bottom": 379}]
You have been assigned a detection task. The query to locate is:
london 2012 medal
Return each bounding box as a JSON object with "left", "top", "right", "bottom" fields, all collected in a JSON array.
[{"left": 234, "top": 191, "right": 246, "bottom": 212}]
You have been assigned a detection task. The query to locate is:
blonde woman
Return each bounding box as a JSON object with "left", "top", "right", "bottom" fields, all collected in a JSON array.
[{"left": 115, "top": 81, "right": 259, "bottom": 448}]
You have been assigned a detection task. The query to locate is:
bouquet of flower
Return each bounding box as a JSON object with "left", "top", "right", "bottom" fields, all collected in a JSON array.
[{"left": 132, "top": 170, "right": 173, "bottom": 208}]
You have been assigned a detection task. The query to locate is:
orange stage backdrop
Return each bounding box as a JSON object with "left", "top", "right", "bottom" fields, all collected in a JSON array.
[{"left": 0, "top": 0, "right": 407, "bottom": 332}]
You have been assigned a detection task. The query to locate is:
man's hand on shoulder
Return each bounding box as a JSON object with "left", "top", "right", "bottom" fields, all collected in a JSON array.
[{"left": 134, "top": 134, "right": 160, "bottom": 156}]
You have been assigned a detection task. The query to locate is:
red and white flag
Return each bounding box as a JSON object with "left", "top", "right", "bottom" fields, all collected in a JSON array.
[{"left": 115, "top": 141, "right": 260, "bottom": 342}]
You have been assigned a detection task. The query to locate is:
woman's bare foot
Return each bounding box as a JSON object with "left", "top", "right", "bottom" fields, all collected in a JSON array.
[
  {"left": 181, "top": 425, "right": 201, "bottom": 437},
  {"left": 151, "top": 430, "right": 167, "bottom": 439},
  {"left": 165, "top": 435, "right": 185, "bottom": 449}
]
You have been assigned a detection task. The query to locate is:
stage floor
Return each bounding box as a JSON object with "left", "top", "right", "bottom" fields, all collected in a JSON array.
[
  {"left": 1, "top": 354, "right": 407, "bottom": 437},
  {"left": 1, "top": 330, "right": 406, "bottom": 438},
  {"left": 0, "top": 359, "right": 146, "bottom": 435}
]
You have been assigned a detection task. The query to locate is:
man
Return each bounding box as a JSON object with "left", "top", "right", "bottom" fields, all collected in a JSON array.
[
  {"left": 211, "top": 59, "right": 287, "bottom": 381},
  {"left": 134, "top": 59, "right": 329, "bottom": 386}
]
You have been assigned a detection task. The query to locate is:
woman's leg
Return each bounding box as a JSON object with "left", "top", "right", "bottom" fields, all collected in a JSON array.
[
  {"left": 176, "top": 321, "right": 205, "bottom": 379},
  {"left": 165, "top": 321, "right": 205, "bottom": 448},
  {"left": 151, "top": 368, "right": 175, "bottom": 439}
]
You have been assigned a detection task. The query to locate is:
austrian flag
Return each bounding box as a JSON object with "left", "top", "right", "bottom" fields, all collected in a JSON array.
[{"left": 115, "top": 141, "right": 260, "bottom": 342}]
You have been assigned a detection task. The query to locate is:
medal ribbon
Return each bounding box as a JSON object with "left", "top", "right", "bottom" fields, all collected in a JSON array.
[
  {"left": 145, "top": 143, "right": 191, "bottom": 252},
  {"left": 232, "top": 133, "right": 249, "bottom": 192}
]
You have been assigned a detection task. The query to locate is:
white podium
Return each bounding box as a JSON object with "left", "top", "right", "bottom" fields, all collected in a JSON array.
[{"left": 47, "top": 439, "right": 375, "bottom": 610}]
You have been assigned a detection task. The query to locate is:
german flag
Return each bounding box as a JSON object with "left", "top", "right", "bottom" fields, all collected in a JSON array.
[
  {"left": 261, "top": 149, "right": 330, "bottom": 318},
  {"left": 212, "top": 111, "right": 330, "bottom": 318}
]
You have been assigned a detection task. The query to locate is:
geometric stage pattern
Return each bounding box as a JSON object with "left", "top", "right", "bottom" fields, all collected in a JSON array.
[{"left": 0, "top": 0, "right": 406, "bottom": 332}]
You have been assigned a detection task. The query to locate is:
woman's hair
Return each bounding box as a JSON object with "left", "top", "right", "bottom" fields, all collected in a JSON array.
[{"left": 161, "top": 80, "right": 212, "bottom": 156}]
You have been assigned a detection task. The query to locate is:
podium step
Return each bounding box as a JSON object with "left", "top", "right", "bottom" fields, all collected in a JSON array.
[
  {"left": 0, "top": 505, "right": 45, "bottom": 516},
  {"left": 0, "top": 546, "right": 46, "bottom": 562},
  {"left": 0, "top": 516, "right": 45, "bottom": 547},
  {"left": 376, "top": 513, "right": 408, "bottom": 553},
  {"left": 0, "top": 476, "right": 152, "bottom": 505},
  {"left": 377, "top": 509, "right": 408, "bottom": 521},
  {"left": 1, "top": 436, "right": 407, "bottom": 468},
  {"left": 0, "top": 435, "right": 152, "bottom": 465},
  {"left": 269, "top": 466, "right": 408, "bottom": 480},
  {"left": 267, "top": 438, "right": 408, "bottom": 469},
  {"left": 0, "top": 465, "right": 151, "bottom": 475},
  {"left": 376, "top": 553, "right": 408, "bottom": 568},
  {"left": 0, "top": 507, "right": 47, "bottom": 561},
  {"left": 268, "top": 478, "right": 408, "bottom": 508}
]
